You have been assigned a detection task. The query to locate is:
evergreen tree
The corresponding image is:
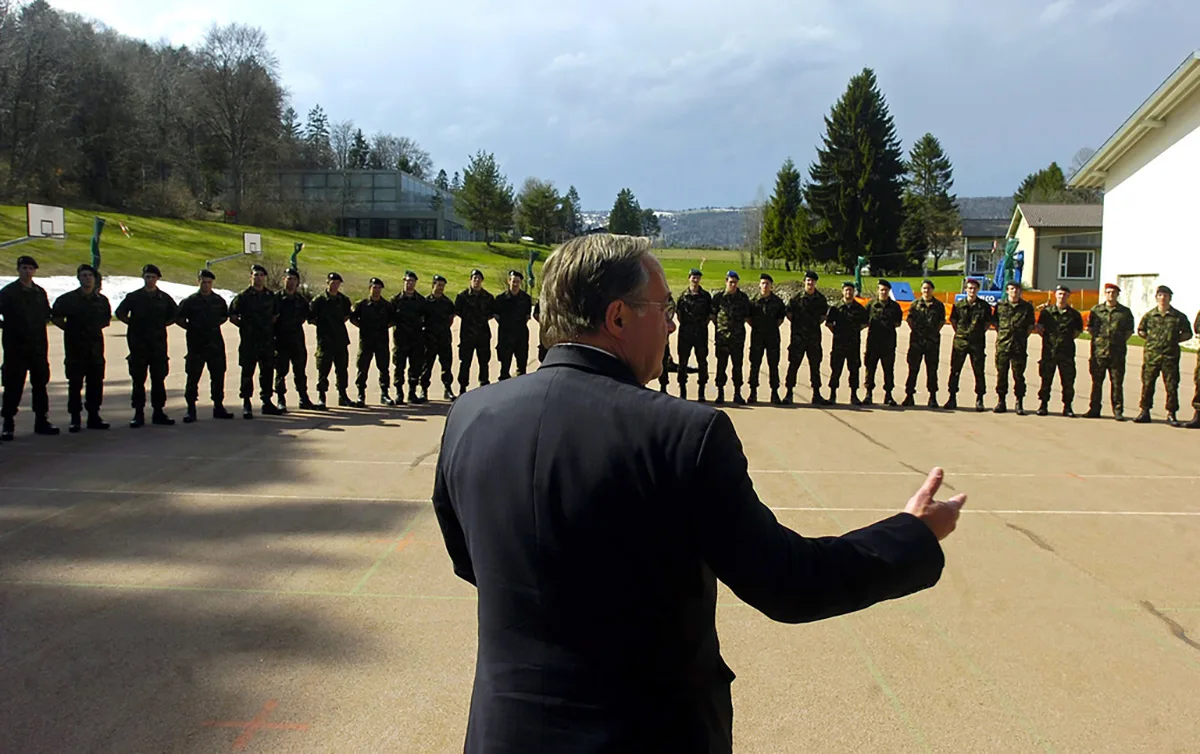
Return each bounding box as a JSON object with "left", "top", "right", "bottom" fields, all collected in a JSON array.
[
  {"left": 903, "top": 133, "right": 958, "bottom": 271},
  {"left": 560, "top": 185, "right": 583, "bottom": 237},
  {"left": 761, "top": 157, "right": 805, "bottom": 267},
  {"left": 805, "top": 68, "right": 907, "bottom": 273},
  {"left": 450, "top": 171, "right": 462, "bottom": 193},
  {"left": 1012, "top": 161, "right": 1098, "bottom": 205},
  {"left": 303, "top": 104, "right": 331, "bottom": 167},
  {"left": 458, "top": 150, "right": 515, "bottom": 244},
  {"left": 348, "top": 128, "right": 370, "bottom": 169},
  {"left": 608, "top": 188, "right": 643, "bottom": 235},
  {"left": 640, "top": 208, "right": 662, "bottom": 237},
  {"left": 516, "top": 177, "right": 563, "bottom": 244},
  {"left": 279, "top": 106, "right": 302, "bottom": 167},
  {"left": 434, "top": 169, "right": 449, "bottom": 191}
]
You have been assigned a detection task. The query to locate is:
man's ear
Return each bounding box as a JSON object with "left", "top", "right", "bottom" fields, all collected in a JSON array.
[{"left": 605, "top": 299, "right": 625, "bottom": 334}]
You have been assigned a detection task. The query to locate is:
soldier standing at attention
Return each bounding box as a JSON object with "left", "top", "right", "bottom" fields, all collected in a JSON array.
[
  {"left": 656, "top": 291, "right": 676, "bottom": 394},
  {"left": 390, "top": 270, "right": 427, "bottom": 404},
  {"left": 710, "top": 270, "right": 752, "bottom": 405},
  {"left": 783, "top": 270, "right": 829, "bottom": 406},
  {"left": 903, "top": 279, "right": 946, "bottom": 408},
  {"left": 1034, "top": 284, "right": 1085, "bottom": 417},
  {"left": 1, "top": 255, "right": 58, "bottom": 439},
  {"left": 229, "top": 264, "right": 282, "bottom": 419},
  {"left": 1188, "top": 308, "right": 1200, "bottom": 429},
  {"left": 422, "top": 274, "right": 457, "bottom": 401},
  {"left": 274, "top": 268, "right": 315, "bottom": 411},
  {"left": 993, "top": 281, "right": 1036, "bottom": 415},
  {"left": 308, "top": 272, "right": 353, "bottom": 409},
  {"left": 946, "top": 278, "right": 993, "bottom": 411},
  {"left": 825, "top": 281, "right": 868, "bottom": 406},
  {"left": 532, "top": 299, "right": 549, "bottom": 366},
  {"left": 675, "top": 268, "right": 712, "bottom": 401},
  {"left": 494, "top": 270, "right": 533, "bottom": 380},
  {"left": 350, "top": 276, "right": 394, "bottom": 407},
  {"left": 50, "top": 263, "right": 111, "bottom": 433},
  {"left": 116, "top": 264, "right": 178, "bottom": 427},
  {"left": 747, "top": 273, "right": 786, "bottom": 404},
  {"left": 863, "top": 279, "right": 903, "bottom": 407},
  {"left": 1085, "top": 283, "right": 1135, "bottom": 421},
  {"left": 1134, "top": 285, "right": 1192, "bottom": 426},
  {"left": 455, "top": 269, "right": 495, "bottom": 395},
  {"left": 175, "top": 269, "right": 235, "bottom": 424}
]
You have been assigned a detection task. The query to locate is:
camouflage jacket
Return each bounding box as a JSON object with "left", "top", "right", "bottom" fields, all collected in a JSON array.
[
  {"left": 424, "top": 294, "right": 456, "bottom": 341},
  {"left": 786, "top": 290, "right": 829, "bottom": 344},
  {"left": 906, "top": 297, "right": 946, "bottom": 352},
  {"left": 175, "top": 291, "right": 229, "bottom": 352},
  {"left": 51, "top": 287, "right": 111, "bottom": 362},
  {"left": 676, "top": 287, "right": 713, "bottom": 336},
  {"left": 493, "top": 289, "right": 533, "bottom": 339},
  {"left": 950, "top": 298, "right": 993, "bottom": 345},
  {"left": 711, "top": 289, "right": 752, "bottom": 342},
  {"left": 351, "top": 297, "right": 393, "bottom": 342},
  {"left": 308, "top": 291, "right": 352, "bottom": 347},
  {"left": 1087, "top": 302, "right": 1135, "bottom": 360},
  {"left": 274, "top": 291, "right": 310, "bottom": 345},
  {"left": 229, "top": 286, "right": 278, "bottom": 344},
  {"left": 390, "top": 291, "right": 428, "bottom": 343},
  {"left": 1137, "top": 306, "right": 1192, "bottom": 364},
  {"left": 1037, "top": 305, "right": 1084, "bottom": 357},
  {"left": 866, "top": 298, "right": 903, "bottom": 349},
  {"left": 455, "top": 288, "right": 495, "bottom": 342},
  {"left": 995, "top": 299, "right": 1036, "bottom": 354},
  {"left": 0, "top": 280, "right": 52, "bottom": 354},
  {"left": 749, "top": 293, "right": 786, "bottom": 341},
  {"left": 115, "top": 288, "right": 178, "bottom": 356},
  {"left": 826, "top": 298, "right": 868, "bottom": 352}
]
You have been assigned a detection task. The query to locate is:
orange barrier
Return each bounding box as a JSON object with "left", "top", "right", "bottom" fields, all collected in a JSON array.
[{"left": 855, "top": 289, "right": 1101, "bottom": 326}]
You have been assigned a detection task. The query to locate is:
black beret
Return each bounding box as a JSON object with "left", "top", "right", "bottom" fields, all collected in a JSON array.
[
  {"left": 760, "top": 273, "right": 774, "bottom": 283},
  {"left": 17, "top": 255, "right": 38, "bottom": 269},
  {"left": 876, "top": 279, "right": 891, "bottom": 290},
  {"left": 369, "top": 277, "right": 384, "bottom": 287},
  {"left": 1157, "top": 285, "right": 1173, "bottom": 296},
  {"left": 726, "top": 270, "right": 739, "bottom": 280},
  {"left": 327, "top": 272, "right": 343, "bottom": 282},
  {"left": 1055, "top": 284, "right": 1071, "bottom": 294},
  {"left": 76, "top": 263, "right": 96, "bottom": 276},
  {"left": 404, "top": 270, "right": 417, "bottom": 280},
  {"left": 1006, "top": 280, "right": 1024, "bottom": 289},
  {"left": 922, "top": 279, "right": 935, "bottom": 288},
  {"left": 251, "top": 264, "right": 268, "bottom": 275},
  {"left": 432, "top": 274, "right": 447, "bottom": 283},
  {"left": 285, "top": 268, "right": 300, "bottom": 278},
  {"left": 689, "top": 268, "right": 703, "bottom": 277},
  {"left": 841, "top": 281, "right": 856, "bottom": 289},
  {"left": 470, "top": 269, "right": 484, "bottom": 278},
  {"left": 804, "top": 270, "right": 818, "bottom": 281},
  {"left": 198, "top": 269, "right": 216, "bottom": 280},
  {"left": 142, "top": 264, "right": 162, "bottom": 277},
  {"left": 509, "top": 270, "right": 523, "bottom": 279}
]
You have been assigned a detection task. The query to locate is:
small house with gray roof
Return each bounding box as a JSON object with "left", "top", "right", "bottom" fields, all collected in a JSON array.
[{"left": 1005, "top": 203, "right": 1103, "bottom": 291}]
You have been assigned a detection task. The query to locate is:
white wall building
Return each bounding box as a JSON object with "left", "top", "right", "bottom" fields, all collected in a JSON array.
[{"left": 1070, "top": 50, "right": 1200, "bottom": 324}]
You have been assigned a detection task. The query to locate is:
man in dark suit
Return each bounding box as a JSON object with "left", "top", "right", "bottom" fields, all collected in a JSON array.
[{"left": 432, "top": 234, "right": 966, "bottom": 753}]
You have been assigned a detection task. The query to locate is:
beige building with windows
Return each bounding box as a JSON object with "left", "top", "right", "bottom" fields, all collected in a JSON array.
[{"left": 1005, "top": 203, "right": 1103, "bottom": 291}]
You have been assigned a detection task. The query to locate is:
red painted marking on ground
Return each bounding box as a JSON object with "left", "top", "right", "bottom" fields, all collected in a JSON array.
[
  {"left": 370, "top": 531, "right": 417, "bottom": 548},
  {"left": 202, "top": 699, "right": 309, "bottom": 751},
  {"left": 1067, "top": 473, "right": 1086, "bottom": 481}
]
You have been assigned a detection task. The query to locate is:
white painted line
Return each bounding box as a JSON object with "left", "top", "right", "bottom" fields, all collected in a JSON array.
[
  {"left": 0, "top": 486, "right": 431, "bottom": 504},
  {"left": 21, "top": 451, "right": 434, "bottom": 466},
  {"left": 769, "top": 507, "right": 1200, "bottom": 516},
  {"left": 749, "top": 470, "right": 1200, "bottom": 481}
]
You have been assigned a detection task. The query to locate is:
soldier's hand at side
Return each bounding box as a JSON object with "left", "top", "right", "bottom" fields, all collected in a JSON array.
[{"left": 903, "top": 467, "right": 966, "bottom": 541}]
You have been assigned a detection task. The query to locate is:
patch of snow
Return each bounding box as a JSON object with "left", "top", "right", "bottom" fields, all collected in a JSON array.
[{"left": 0, "top": 275, "right": 237, "bottom": 307}]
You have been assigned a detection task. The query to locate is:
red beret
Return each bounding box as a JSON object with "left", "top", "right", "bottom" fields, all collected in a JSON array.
[{"left": 1104, "top": 283, "right": 1120, "bottom": 292}]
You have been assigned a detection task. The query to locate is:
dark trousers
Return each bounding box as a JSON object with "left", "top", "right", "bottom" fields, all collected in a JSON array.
[
  {"left": 677, "top": 332, "right": 709, "bottom": 386},
  {"left": 714, "top": 338, "right": 744, "bottom": 388},
  {"left": 864, "top": 343, "right": 896, "bottom": 393},
  {"left": 658, "top": 345, "right": 671, "bottom": 388},
  {"left": 458, "top": 338, "right": 490, "bottom": 388},
  {"left": 316, "top": 346, "right": 349, "bottom": 394},
  {"left": 65, "top": 358, "right": 104, "bottom": 415},
  {"left": 239, "top": 344, "right": 274, "bottom": 402},
  {"left": 948, "top": 343, "right": 986, "bottom": 396},
  {"left": 274, "top": 342, "right": 309, "bottom": 400},
  {"left": 905, "top": 346, "right": 939, "bottom": 394},
  {"left": 1089, "top": 355, "right": 1126, "bottom": 413},
  {"left": 356, "top": 338, "right": 390, "bottom": 391},
  {"left": 497, "top": 333, "right": 529, "bottom": 380},
  {"left": 185, "top": 349, "right": 226, "bottom": 405},
  {"left": 749, "top": 336, "right": 781, "bottom": 389},
  {"left": 995, "top": 349, "right": 1028, "bottom": 400},
  {"left": 1141, "top": 359, "right": 1180, "bottom": 412},
  {"left": 421, "top": 337, "right": 453, "bottom": 389},
  {"left": 1038, "top": 352, "right": 1076, "bottom": 406},
  {"left": 129, "top": 353, "right": 168, "bottom": 410},
  {"left": 393, "top": 340, "right": 424, "bottom": 389},
  {"left": 829, "top": 349, "right": 861, "bottom": 390},
  {"left": 2, "top": 353, "right": 50, "bottom": 418},
  {"left": 785, "top": 340, "right": 822, "bottom": 389}
]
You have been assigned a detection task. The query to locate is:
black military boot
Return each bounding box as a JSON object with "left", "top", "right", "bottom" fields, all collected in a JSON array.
[
  {"left": 444, "top": 386, "right": 455, "bottom": 401},
  {"left": 34, "top": 415, "right": 59, "bottom": 435},
  {"left": 409, "top": 385, "right": 421, "bottom": 404},
  {"left": 1133, "top": 409, "right": 1151, "bottom": 424},
  {"left": 943, "top": 394, "right": 957, "bottom": 410},
  {"left": 783, "top": 387, "right": 793, "bottom": 405},
  {"left": 354, "top": 389, "right": 367, "bottom": 408},
  {"left": 975, "top": 396, "right": 986, "bottom": 413},
  {"left": 850, "top": 390, "right": 862, "bottom": 406},
  {"left": 242, "top": 399, "right": 254, "bottom": 419},
  {"left": 1063, "top": 404, "right": 1075, "bottom": 418},
  {"left": 679, "top": 384, "right": 688, "bottom": 401},
  {"left": 659, "top": 383, "right": 667, "bottom": 394},
  {"left": 716, "top": 387, "right": 725, "bottom": 405},
  {"left": 338, "top": 390, "right": 354, "bottom": 407},
  {"left": 276, "top": 396, "right": 288, "bottom": 414},
  {"left": 1167, "top": 412, "right": 1181, "bottom": 427},
  {"left": 1185, "top": 412, "right": 1200, "bottom": 429},
  {"left": 183, "top": 402, "right": 198, "bottom": 424},
  {"left": 993, "top": 398, "right": 1007, "bottom": 415},
  {"left": 927, "top": 393, "right": 938, "bottom": 409},
  {"left": 902, "top": 392, "right": 915, "bottom": 407},
  {"left": 862, "top": 391, "right": 874, "bottom": 406},
  {"left": 0, "top": 418, "right": 12, "bottom": 441},
  {"left": 884, "top": 391, "right": 897, "bottom": 407},
  {"left": 213, "top": 403, "right": 234, "bottom": 419},
  {"left": 298, "top": 394, "right": 316, "bottom": 410},
  {"left": 733, "top": 388, "right": 746, "bottom": 406},
  {"left": 1036, "top": 401, "right": 1049, "bottom": 417},
  {"left": 813, "top": 388, "right": 827, "bottom": 405},
  {"left": 130, "top": 409, "right": 145, "bottom": 429},
  {"left": 86, "top": 411, "right": 110, "bottom": 430},
  {"left": 747, "top": 387, "right": 757, "bottom": 404},
  {"left": 380, "top": 388, "right": 396, "bottom": 407},
  {"left": 770, "top": 389, "right": 782, "bottom": 405},
  {"left": 261, "top": 400, "right": 285, "bottom": 416},
  {"left": 151, "top": 409, "right": 175, "bottom": 426},
  {"left": 696, "top": 384, "right": 706, "bottom": 403},
  {"left": 1113, "top": 408, "right": 1125, "bottom": 422},
  {"left": 69, "top": 413, "right": 83, "bottom": 433},
  {"left": 1084, "top": 405, "right": 1102, "bottom": 419},
  {"left": 315, "top": 392, "right": 328, "bottom": 410},
  {"left": 1015, "top": 398, "right": 1026, "bottom": 416}
]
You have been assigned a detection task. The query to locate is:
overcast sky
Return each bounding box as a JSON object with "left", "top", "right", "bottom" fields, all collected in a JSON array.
[{"left": 47, "top": 0, "right": 1200, "bottom": 211}]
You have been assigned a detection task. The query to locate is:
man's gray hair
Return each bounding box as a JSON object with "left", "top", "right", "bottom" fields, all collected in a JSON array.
[{"left": 538, "top": 234, "right": 654, "bottom": 345}]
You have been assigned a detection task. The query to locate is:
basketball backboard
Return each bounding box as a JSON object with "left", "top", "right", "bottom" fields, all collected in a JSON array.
[
  {"left": 243, "top": 232, "right": 262, "bottom": 255},
  {"left": 27, "top": 203, "right": 65, "bottom": 238}
]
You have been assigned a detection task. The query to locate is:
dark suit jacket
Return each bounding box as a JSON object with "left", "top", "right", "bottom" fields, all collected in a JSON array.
[{"left": 432, "top": 344, "right": 945, "bottom": 753}]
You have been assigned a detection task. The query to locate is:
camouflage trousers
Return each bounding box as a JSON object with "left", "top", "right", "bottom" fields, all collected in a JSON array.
[
  {"left": 458, "top": 336, "right": 490, "bottom": 389},
  {"left": 658, "top": 344, "right": 670, "bottom": 388},
  {"left": 185, "top": 347, "right": 226, "bottom": 405},
  {"left": 948, "top": 342, "right": 986, "bottom": 396},
  {"left": 905, "top": 343, "right": 939, "bottom": 395},
  {"left": 677, "top": 331, "right": 709, "bottom": 386},
  {"left": 1088, "top": 354, "right": 1126, "bottom": 413},
  {"left": 497, "top": 331, "right": 529, "bottom": 380},
  {"left": 315, "top": 344, "right": 349, "bottom": 394},
  {"left": 748, "top": 335, "right": 781, "bottom": 389},
  {"left": 714, "top": 337, "right": 745, "bottom": 388},
  {"left": 239, "top": 341, "right": 274, "bottom": 402},
  {"left": 392, "top": 338, "right": 424, "bottom": 389},
  {"left": 1038, "top": 352, "right": 1076, "bottom": 406},
  {"left": 785, "top": 339, "right": 822, "bottom": 389},
  {"left": 1193, "top": 358, "right": 1200, "bottom": 411},
  {"left": 1141, "top": 358, "right": 1181, "bottom": 412},
  {"left": 828, "top": 346, "right": 861, "bottom": 390},
  {"left": 356, "top": 337, "right": 390, "bottom": 392},
  {"left": 274, "top": 339, "right": 308, "bottom": 401},
  {"left": 421, "top": 336, "right": 453, "bottom": 389},
  {"left": 995, "top": 347, "right": 1029, "bottom": 400},
  {"left": 864, "top": 340, "right": 896, "bottom": 393}
]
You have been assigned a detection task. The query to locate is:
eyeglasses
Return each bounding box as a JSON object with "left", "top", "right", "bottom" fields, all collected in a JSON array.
[{"left": 627, "top": 299, "right": 676, "bottom": 322}]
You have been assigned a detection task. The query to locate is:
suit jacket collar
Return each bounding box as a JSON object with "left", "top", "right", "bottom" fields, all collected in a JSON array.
[{"left": 541, "top": 344, "right": 643, "bottom": 387}]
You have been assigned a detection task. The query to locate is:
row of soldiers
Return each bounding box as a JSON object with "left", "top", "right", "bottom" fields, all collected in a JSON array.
[
  {"left": 0, "top": 256, "right": 533, "bottom": 438},
  {"left": 658, "top": 268, "right": 1200, "bottom": 426}
]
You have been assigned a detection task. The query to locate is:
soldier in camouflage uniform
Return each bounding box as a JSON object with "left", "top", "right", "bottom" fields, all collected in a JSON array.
[
  {"left": 1035, "top": 284, "right": 1085, "bottom": 417},
  {"left": 864, "top": 279, "right": 903, "bottom": 407},
  {"left": 274, "top": 268, "right": 315, "bottom": 411},
  {"left": 657, "top": 291, "right": 676, "bottom": 393},
  {"left": 1189, "top": 308, "right": 1200, "bottom": 429},
  {"left": 115, "top": 264, "right": 178, "bottom": 427},
  {"left": 174, "top": 269, "right": 235, "bottom": 424},
  {"left": 229, "top": 264, "right": 283, "bottom": 419},
  {"left": 1134, "top": 284, "right": 1192, "bottom": 426},
  {"left": 494, "top": 270, "right": 533, "bottom": 381},
  {"left": 390, "top": 270, "right": 427, "bottom": 404},
  {"left": 675, "top": 268, "right": 712, "bottom": 401},
  {"left": 350, "top": 276, "right": 394, "bottom": 407},
  {"left": 784, "top": 270, "right": 829, "bottom": 406},
  {"left": 825, "top": 281, "right": 868, "bottom": 405},
  {"left": 710, "top": 270, "right": 751, "bottom": 405},
  {"left": 1085, "top": 282, "right": 1135, "bottom": 420},
  {"left": 50, "top": 263, "right": 111, "bottom": 433},
  {"left": 532, "top": 299, "right": 549, "bottom": 366},
  {"left": 308, "top": 272, "right": 354, "bottom": 408},
  {"left": 903, "top": 279, "right": 946, "bottom": 408},
  {"left": 748, "top": 273, "right": 786, "bottom": 404},
  {"left": 422, "top": 274, "right": 457, "bottom": 400},
  {"left": 455, "top": 269, "right": 495, "bottom": 394},
  {"left": 993, "top": 281, "right": 1036, "bottom": 415},
  {"left": 946, "top": 278, "right": 993, "bottom": 411},
  {"left": 1, "top": 255, "right": 58, "bottom": 439}
]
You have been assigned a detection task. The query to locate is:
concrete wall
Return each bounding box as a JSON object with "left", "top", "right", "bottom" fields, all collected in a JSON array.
[{"left": 1101, "top": 81, "right": 1200, "bottom": 325}]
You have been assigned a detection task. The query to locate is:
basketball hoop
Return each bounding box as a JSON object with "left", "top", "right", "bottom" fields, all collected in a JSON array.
[{"left": 0, "top": 203, "right": 67, "bottom": 250}]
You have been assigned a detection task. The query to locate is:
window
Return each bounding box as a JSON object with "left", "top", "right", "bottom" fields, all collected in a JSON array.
[{"left": 1059, "top": 250, "right": 1095, "bottom": 280}]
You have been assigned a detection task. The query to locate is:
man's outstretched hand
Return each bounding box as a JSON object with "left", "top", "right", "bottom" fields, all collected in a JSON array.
[{"left": 904, "top": 467, "right": 967, "bottom": 540}]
